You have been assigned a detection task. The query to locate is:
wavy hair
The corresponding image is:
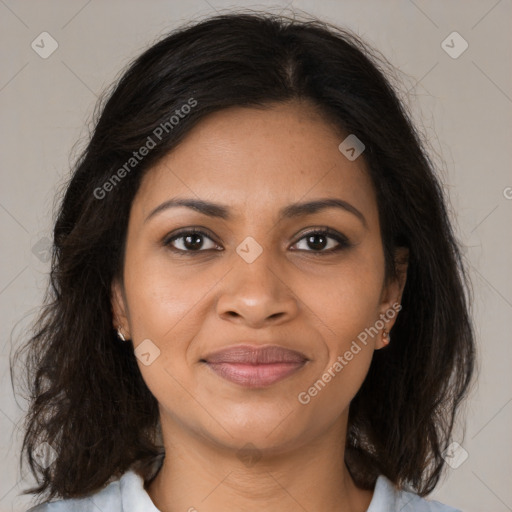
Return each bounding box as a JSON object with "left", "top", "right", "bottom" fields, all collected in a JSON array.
[{"left": 12, "top": 9, "right": 476, "bottom": 503}]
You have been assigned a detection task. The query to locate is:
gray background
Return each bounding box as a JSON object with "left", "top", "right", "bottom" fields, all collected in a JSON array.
[{"left": 1, "top": 1, "right": 511, "bottom": 511}]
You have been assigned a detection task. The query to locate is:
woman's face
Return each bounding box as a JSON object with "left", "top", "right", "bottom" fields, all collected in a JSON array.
[{"left": 112, "top": 100, "right": 407, "bottom": 454}]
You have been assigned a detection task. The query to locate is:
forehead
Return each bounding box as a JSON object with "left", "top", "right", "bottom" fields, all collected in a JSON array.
[{"left": 134, "top": 101, "right": 379, "bottom": 226}]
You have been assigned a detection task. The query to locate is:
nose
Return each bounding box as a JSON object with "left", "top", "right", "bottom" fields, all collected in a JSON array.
[{"left": 215, "top": 246, "right": 299, "bottom": 329}]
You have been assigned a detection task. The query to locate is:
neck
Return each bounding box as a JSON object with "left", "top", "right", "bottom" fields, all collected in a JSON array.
[{"left": 145, "top": 413, "right": 374, "bottom": 512}]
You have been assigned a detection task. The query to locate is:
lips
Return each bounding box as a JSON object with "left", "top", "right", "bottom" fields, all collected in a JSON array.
[
  {"left": 202, "top": 344, "right": 308, "bottom": 388},
  {"left": 203, "top": 345, "right": 307, "bottom": 364}
]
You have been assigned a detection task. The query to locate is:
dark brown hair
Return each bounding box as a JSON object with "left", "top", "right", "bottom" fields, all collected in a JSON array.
[{"left": 12, "top": 9, "right": 476, "bottom": 504}]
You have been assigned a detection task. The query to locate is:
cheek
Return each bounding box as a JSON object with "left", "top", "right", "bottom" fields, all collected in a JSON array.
[
  {"left": 123, "top": 250, "right": 223, "bottom": 400},
  {"left": 302, "top": 247, "right": 385, "bottom": 339},
  {"left": 300, "top": 246, "right": 384, "bottom": 395},
  {"left": 124, "top": 264, "right": 207, "bottom": 414},
  {"left": 297, "top": 282, "right": 379, "bottom": 417},
  {"left": 124, "top": 249, "right": 219, "bottom": 342}
]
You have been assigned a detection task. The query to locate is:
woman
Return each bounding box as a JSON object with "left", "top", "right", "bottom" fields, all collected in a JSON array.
[{"left": 16, "top": 10, "right": 475, "bottom": 512}]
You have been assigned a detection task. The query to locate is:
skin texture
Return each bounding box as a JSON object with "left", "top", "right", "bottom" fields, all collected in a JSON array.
[{"left": 111, "top": 100, "right": 408, "bottom": 512}]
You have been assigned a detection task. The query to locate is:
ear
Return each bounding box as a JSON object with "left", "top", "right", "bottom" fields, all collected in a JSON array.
[
  {"left": 376, "top": 246, "right": 409, "bottom": 349},
  {"left": 111, "top": 277, "right": 131, "bottom": 339}
]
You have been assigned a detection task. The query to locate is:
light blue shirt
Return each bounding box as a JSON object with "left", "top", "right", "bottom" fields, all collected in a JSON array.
[{"left": 27, "top": 469, "right": 462, "bottom": 511}]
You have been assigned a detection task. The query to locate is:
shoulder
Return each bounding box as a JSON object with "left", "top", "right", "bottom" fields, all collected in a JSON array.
[
  {"left": 25, "top": 478, "right": 122, "bottom": 512},
  {"left": 368, "top": 474, "right": 463, "bottom": 512},
  {"left": 25, "top": 470, "right": 157, "bottom": 512}
]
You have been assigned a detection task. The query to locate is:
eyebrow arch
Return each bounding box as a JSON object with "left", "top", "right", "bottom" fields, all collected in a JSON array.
[{"left": 144, "top": 197, "right": 367, "bottom": 228}]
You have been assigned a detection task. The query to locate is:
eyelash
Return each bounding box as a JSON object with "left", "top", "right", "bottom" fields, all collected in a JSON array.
[{"left": 162, "top": 227, "right": 352, "bottom": 256}]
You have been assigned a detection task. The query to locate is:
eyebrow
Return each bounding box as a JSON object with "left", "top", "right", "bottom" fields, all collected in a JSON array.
[{"left": 144, "top": 197, "right": 367, "bottom": 228}]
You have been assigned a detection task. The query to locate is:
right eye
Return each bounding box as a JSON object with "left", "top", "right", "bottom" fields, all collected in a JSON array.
[{"left": 163, "top": 228, "right": 222, "bottom": 255}]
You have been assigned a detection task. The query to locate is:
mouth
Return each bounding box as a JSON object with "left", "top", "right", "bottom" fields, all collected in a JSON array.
[{"left": 201, "top": 344, "right": 308, "bottom": 388}]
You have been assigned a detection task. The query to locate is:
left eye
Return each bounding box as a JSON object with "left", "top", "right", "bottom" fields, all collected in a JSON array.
[{"left": 292, "top": 229, "right": 351, "bottom": 254}]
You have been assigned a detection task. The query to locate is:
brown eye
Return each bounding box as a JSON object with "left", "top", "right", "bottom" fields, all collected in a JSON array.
[
  {"left": 292, "top": 228, "right": 351, "bottom": 254},
  {"left": 164, "top": 229, "right": 220, "bottom": 253}
]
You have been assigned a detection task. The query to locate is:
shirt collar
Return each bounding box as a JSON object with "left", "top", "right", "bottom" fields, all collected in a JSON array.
[{"left": 119, "top": 470, "right": 396, "bottom": 512}]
